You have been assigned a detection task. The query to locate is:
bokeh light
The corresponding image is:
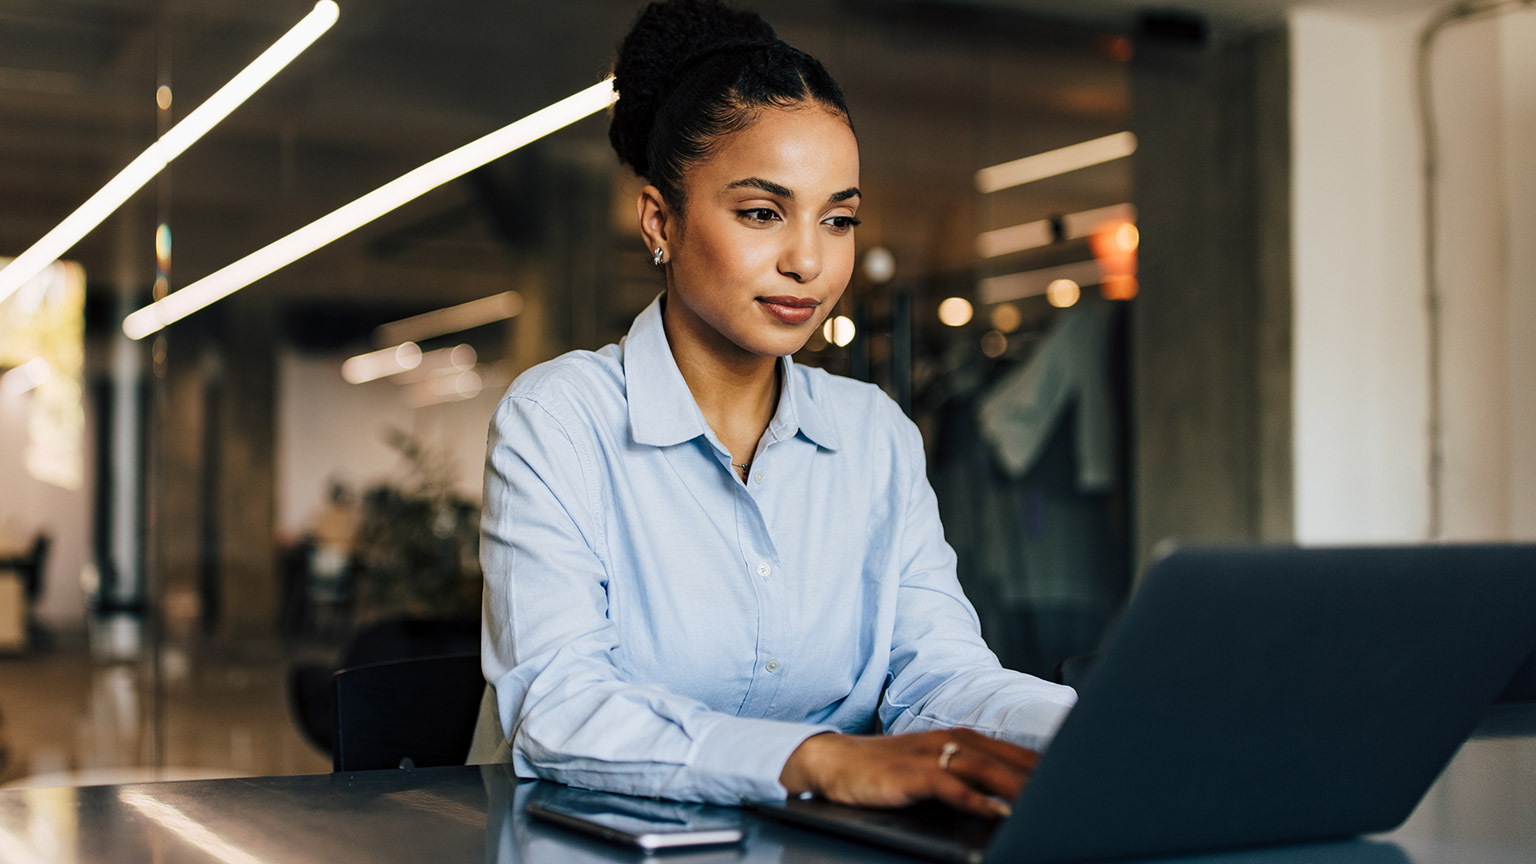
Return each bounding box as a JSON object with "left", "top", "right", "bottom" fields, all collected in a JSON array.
[
  {"left": 863, "top": 246, "right": 895, "bottom": 284},
  {"left": 989, "top": 302, "right": 1023, "bottom": 333},
  {"left": 1115, "top": 222, "right": 1139, "bottom": 253},
  {"left": 938, "top": 297, "right": 974, "bottom": 327},
  {"left": 981, "top": 330, "right": 1008, "bottom": 358},
  {"left": 824, "top": 315, "right": 856, "bottom": 347},
  {"left": 1047, "top": 279, "right": 1081, "bottom": 308}
]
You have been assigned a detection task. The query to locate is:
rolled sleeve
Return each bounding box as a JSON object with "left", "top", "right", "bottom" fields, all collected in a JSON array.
[
  {"left": 689, "top": 714, "right": 836, "bottom": 803},
  {"left": 879, "top": 407, "right": 1078, "bottom": 750}
]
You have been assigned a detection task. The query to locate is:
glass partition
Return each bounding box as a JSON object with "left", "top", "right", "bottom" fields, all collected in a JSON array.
[{"left": 0, "top": 0, "right": 1131, "bottom": 784}]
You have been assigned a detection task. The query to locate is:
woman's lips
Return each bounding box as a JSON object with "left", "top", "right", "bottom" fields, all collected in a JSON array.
[{"left": 757, "top": 296, "right": 819, "bottom": 325}]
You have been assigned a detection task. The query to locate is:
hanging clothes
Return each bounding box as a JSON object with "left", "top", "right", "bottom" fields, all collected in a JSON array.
[
  {"left": 977, "top": 296, "right": 1118, "bottom": 493},
  {"left": 930, "top": 298, "right": 1130, "bottom": 679}
]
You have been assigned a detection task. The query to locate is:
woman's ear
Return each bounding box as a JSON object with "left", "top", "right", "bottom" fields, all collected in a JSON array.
[{"left": 637, "top": 185, "right": 672, "bottom": 261}]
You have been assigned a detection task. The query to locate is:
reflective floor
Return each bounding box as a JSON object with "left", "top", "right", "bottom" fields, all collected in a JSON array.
[{"left": 0, "top": 618, "right": 331, "bottom": 789}]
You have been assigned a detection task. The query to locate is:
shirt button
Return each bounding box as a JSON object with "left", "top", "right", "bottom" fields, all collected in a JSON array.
[
  {"left": 753, "top": 471, "right": 765, "bottom": 485},
  {"left": 765, "top": 659, "right": 781, "bottom": 673},
  {"left": 756, "top": 562, "right": 771, "bottom": 578}
]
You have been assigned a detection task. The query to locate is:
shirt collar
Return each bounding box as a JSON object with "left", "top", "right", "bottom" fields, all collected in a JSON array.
[
  {"left": 780, "top": 358, "right": 841, "bottom": 452},
  {"left": 622, "top": 294, "right": 841, "bottom": 452}
]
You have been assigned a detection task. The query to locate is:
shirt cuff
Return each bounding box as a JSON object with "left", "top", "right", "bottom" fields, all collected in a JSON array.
[
  {"left": 688, "top": 715, "right": 838, "bottom": 804},
  {"left": 997, "top": 694, "right": 1076, "bottom": 752}
]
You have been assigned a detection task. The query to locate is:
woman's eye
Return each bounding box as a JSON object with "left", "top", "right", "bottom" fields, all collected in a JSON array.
[
  {"left": 826, "top": 216, "right": 862, "bottom": 232},
  {"left": 736, "top": 208, "right": 779, "bottom": 224}
]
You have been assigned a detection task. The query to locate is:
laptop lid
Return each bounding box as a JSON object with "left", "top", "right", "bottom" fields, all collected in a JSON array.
[{"left": 991, "top": 544, "right": 1536, "bottom": 863}]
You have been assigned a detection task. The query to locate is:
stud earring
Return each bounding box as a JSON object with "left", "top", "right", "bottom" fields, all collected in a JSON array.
[{"left": 652, "top": 247, "right": 665, "bottom": 266}]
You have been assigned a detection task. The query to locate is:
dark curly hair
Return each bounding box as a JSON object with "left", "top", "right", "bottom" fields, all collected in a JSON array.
[{"left": 609, "top": 0, "right": 852, "bottom": 213}]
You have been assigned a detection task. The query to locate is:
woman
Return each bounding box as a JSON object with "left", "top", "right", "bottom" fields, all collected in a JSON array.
[{"left": 476, "top": 0, "right": 1076, "bottom": 817}]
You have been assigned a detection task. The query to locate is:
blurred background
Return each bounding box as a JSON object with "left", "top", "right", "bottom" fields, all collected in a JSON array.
[{"left": 0, "top": 0, "right": 1531, "bottom": 787}]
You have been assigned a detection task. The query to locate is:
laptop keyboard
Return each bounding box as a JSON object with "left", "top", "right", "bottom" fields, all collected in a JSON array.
[{"left": 781, "top": 797, "right": 1002, "bottom": 851}]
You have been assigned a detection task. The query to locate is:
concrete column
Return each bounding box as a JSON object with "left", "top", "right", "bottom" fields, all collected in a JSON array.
[
  {"left": 1433, "top": 17, "right": 1510, "bottom": 540},
  {"left": 214, "top": 293, "right": 278, "bottom": 636},
  {"left": 106, "top": 210, "right": 148, "bottom": 610},
  {"left": 1501, "top": 11, "right": 1536, "bottom": 538},
  {"left": 1130, "top": 24, "right": 1293, "bottom": 571},
  {"left": 1290, "top": 7, "right": 1536, "bottom": 543},
  {"left": 1290, "top": 10, "right": 1431, "bottom": 543}
]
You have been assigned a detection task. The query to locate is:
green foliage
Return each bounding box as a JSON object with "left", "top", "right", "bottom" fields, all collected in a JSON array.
[{"left": 353, "top": 428, "right": 481, "bottom": 618}]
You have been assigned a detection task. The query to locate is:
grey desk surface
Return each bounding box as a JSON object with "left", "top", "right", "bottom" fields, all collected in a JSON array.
[{"left": 2, "top": 705, "right": 1533, "bottom": 864}]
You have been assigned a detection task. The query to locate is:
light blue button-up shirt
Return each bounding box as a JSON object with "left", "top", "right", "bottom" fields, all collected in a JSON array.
[{"left": 480, "top": 295, "right": 1076, "bottom": 805}]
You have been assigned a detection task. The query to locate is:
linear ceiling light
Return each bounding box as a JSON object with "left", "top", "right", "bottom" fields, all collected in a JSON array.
[
  {"left": 341, "top": 342, "right": 421, "bottom": 384},
  {"left": 977, "top": 202, "right": 1137, "bottom": 258},
  {"left": 123, "top": 78, "right": 618, "bottom": 340},
  {"left": 394, "top": 343, "right": 476, "bottom": 383},
  {"left": 978, "top": 260, "right": 1104, "bottom": 305},
  {"left": 975, "top": 131, "right": 1137, "bottom": 194},
  {"left": 1, "top": 358, "right": 52, "bottom": 396},
  {"left": 0, "top": 1, "right": 339, "bottom": 306},
  {"left": 375, "top": 291, "right": 523, "bottom": 346}
]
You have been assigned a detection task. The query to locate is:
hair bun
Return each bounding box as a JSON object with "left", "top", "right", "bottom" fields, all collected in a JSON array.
[{"left": 610, "top": 0, "right": 777, "bottom": 176}]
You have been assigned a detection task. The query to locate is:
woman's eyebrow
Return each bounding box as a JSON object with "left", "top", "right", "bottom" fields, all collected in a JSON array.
[
  {"left": 725, "top": 177, "right": 794, "bottom": 199},
  {"left": 724, "top": 178, "right": 861, "bottom": 205}
]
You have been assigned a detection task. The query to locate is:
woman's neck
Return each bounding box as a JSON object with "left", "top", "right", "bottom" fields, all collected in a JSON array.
[{"left": 660, "top": 296, "right": 781, "bottom": 458}]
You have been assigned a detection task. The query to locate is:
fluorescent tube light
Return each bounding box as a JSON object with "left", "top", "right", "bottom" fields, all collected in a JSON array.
[
  {"left": 978, "top": 260, "right": 1104, "bottom": 305},
  {"left": 341, "top": 342, "right": 421, "bottom": 384},
  {"left": 976, "top": 202, "right": 1137, "bottom": 258},
  {"left": 977, "top": 220, "right": 1053, "bottom": 259},
  {"left": 391, "top": 344, "right": 477, "bottom": 384},
  {"left": 416, "top": 369, "right": 483, "bottom": 404},
  {"left": 123, "top": 77, "right": 618, "bottom": 341},
  {"left": 0, "top": 1, "right": 339, "bottom": 306},
  {"left": 375, "top": 291, "right": 523, "bottom": 346},
  {"left": 975, "top": 132, "right": 1137, "bottom": 194},
  {"left": 1, "top": 358, "right": 52, "bottom": 396},
  {"left": 1062, "top": 203, "right": 1136, "bottom": 238},
  {"left": 404, "top": 361, "right": 511, "bottom": 407}
]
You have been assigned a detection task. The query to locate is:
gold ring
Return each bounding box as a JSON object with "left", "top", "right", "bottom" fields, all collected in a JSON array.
[{"left": 938, "top": 741, "right": 960, "bottom": 771}]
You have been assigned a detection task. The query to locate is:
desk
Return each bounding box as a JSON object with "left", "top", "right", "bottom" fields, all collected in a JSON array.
[{"left": 2, "top": 706, "right": 1532, "bottom": 864}]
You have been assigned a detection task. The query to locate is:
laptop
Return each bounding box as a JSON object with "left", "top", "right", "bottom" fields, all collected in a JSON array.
[{"left": 752, "top": 544, "right": 1536, "bottom": 863}]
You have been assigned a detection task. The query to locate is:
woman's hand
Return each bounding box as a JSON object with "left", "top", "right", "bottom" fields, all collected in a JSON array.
[{"left": 779, "top": 728, "right": 1039, "bottom": 818}]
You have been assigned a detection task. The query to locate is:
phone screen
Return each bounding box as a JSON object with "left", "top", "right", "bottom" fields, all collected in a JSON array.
[{"left": 526, "top": 787, "right": 745, "bottom": 851}]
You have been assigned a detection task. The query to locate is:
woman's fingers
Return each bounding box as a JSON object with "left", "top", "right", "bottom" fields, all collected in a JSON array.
[
  {"left": 940, "top": 744, "right": 1027, "bottom": 802},
  {"left": 943, "top": 728, "right": 1040, "bottom": 777},
  {"left": 925, "top": 768, "right": 1014, "bottom": 818},
  {"left": 782, "top": 730, "right": 1044, "bottom": 816}
]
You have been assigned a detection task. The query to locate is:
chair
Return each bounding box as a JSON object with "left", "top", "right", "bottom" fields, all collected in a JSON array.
[
  {"left": 287, "top": 615, "right": 479, "bottom": 756},
  {"left": 3, "top": 535, "right": 50, "bottom": 605},
  {"left": 0, "top": 535, "right": 48, "bottom": 652},
  {"left": 331, "top": 651, "right": 486, "bottom": 772}
]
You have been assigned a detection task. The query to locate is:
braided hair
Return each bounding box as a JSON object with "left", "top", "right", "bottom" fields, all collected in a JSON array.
[{"left": 609, "top": 0, "right": 852, "bottom": 213}]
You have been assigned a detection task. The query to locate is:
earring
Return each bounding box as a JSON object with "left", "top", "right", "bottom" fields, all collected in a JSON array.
[{"left": 652, "top": 247, "right": 665, "bottom": 266}]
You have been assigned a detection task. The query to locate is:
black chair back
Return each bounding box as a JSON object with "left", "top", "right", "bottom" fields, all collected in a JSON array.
[
  {"left": 22, "top": 535, "right": 49, "bottom": 603},
  {"left": 331, "top": 652, "right": 485, "bottom": 772}
]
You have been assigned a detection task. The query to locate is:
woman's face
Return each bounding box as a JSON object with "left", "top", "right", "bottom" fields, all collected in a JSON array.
[{"left": 661, "top": 105, "right": 860, "bottom": 361}]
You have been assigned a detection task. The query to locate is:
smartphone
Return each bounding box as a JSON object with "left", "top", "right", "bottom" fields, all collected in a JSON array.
[{"left": 525, "top": 786, "right": 745, "bottom": 852}]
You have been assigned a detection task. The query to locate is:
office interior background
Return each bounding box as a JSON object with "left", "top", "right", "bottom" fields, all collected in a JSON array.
[{"left": 0, "top": 0, "right": 1532, "bottom": 787}]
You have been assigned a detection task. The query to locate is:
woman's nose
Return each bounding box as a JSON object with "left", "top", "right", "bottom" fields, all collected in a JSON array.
[{"left": 778, "top": 223, "right": 823, "bottom": 284}]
